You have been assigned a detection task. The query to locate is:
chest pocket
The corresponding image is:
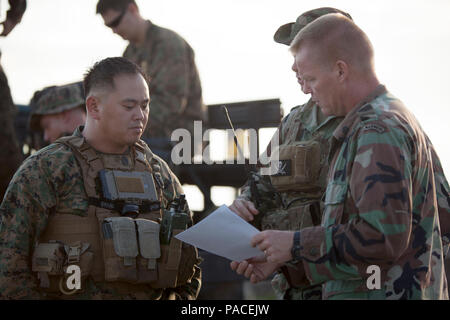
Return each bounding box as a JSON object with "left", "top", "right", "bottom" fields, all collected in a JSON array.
[{"left": 322, "top": 182, "right": 348, "bottom": 227}]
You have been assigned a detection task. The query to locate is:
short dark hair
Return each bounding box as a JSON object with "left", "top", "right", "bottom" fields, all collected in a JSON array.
[
  {"left": 83, "top": 57, "right": 149, "bottom": 97},
  {"left": 96, "top": 0, "right": 136, "bottom": 15}
]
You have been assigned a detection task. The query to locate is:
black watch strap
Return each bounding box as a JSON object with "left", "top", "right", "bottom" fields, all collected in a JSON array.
[{"left": 290, "top": 231, "right": 301, "bottom": 263}]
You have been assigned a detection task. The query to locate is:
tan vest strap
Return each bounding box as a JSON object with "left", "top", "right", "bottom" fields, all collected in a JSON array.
[
  {"left": 166, "top": 229, "right": 183, "bottom": 270},
  {"left": 55, "top": 136, "right": 104, "bottom": 198},
  {"left": 284, "top": 107, "right": 302, "bottom": 144}
]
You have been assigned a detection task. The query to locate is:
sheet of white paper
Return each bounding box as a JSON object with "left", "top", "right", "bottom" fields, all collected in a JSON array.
[{"left": 175, "top": 205, "right": 264, "bottom": 261}]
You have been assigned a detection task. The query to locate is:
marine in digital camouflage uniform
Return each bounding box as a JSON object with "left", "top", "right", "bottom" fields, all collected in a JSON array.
[
  {"left": 0, "top": 0, "right": 27, "bottom": 199},
  {"left": 231, "top": 8, "right": 352, "bottom": 300},
  {"left": 123, "top": 22, "right": 205, "bottom": 140},
  {"left": 97, "top": 0, "right": 206, "bottom": 141},
  {"left": 235, "top": 13, "right": 450, "bottom": 300},
  {"left": 29, "top": 81, "right": 86, "bottom": 144},
  {"left": 0, "top": 57, "right": 201, "bottom": 299}
]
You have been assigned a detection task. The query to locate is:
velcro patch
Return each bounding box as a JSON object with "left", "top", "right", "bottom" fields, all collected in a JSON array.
[
  {"left": 272, "top": 159, "right": 292, "bottom": 177},
  {"left": 116, "top": 176, "right": 145, "bottom": 193}
]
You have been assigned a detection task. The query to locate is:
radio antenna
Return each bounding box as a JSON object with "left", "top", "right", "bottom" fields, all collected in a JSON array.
[{"left": 222, "top": 105, "right": 245, "bottom": 160}]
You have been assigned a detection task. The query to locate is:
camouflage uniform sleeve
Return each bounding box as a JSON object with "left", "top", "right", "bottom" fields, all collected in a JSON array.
[
  {"left": 6, "top": 0, "right": 26, "bottom": 22},
  {"left": 297, "top": 120, "right": 416, "bottom": 285},
  {"left": 158, "top": 158, "right": 202, "bottom": 299},
  {"left": 0, "top": 149, "right": 58, "bottom": 299},
  {"left": 139, "top": 39, "right": 194, "bottom": 136},
  {"left": 429, "top": 143, "right": 450, "bottom": 253}
]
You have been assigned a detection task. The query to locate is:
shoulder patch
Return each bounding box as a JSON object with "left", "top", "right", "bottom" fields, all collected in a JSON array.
[{"left": 362, "top": 123, "right": 385, "bottom": 134}]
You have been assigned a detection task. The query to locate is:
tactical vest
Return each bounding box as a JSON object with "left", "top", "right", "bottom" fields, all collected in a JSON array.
[
  {"left": 269, "top": 104, "right": 323, "bottom": 193},
  {"left": 253, "top": 104, "right": 336, "bottom": 292},
  {"left": 31, "top": 136, "right": 197, "bottom": 295},
  {"left": 261, "top": 103, "right": 339, "bottom": 291}
]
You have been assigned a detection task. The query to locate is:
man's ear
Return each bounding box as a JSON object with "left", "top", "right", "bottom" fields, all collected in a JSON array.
[
  {"left": 335, "top": 60, "right": 349, "bottom": 82},
  {"left": 86, "top": 95, "right": 101, "bottom": 120}
]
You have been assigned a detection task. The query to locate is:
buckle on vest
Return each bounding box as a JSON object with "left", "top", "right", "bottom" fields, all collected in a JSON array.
[
  {"left": 122, "top": 204, "right": 140, "bottom": 216},
  {"left": 64, "top": 242, "right": 89, "bottom": 264},
  {"left": 66, "top": 245, "right": 81, "bottom": 264}
]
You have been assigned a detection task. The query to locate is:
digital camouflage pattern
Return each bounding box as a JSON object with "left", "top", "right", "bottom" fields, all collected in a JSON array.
[
  {"left": 293, "top": 85, "right": 450, "bottom": 299},
  {"left": 123, "top": 20, "right": 206, "bottom": 139},
  {"left": 238, "top": 99, "right": 343, "bottom": 300},
  {"left": 0, "top": 127, "right": 201, "bottom": 299},
  {"left": 29, "top": 81, "right": 85, "bottom": 131}
]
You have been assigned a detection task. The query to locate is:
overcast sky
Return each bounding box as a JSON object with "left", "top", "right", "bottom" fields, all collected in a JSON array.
[{"left": 1, "top": 0, "right": 449, "bottom": 206}]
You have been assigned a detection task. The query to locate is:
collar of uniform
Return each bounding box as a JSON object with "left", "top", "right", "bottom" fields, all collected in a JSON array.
[
  {"left": 129, "top": 20, "right": 155, "bottom": 50},
  {"left": 73, "top": 125, "right": 134, "bottom": 158},
  {"left": 140, "top": 20, "right": 156, "bottom": 49},
  {"left": 73, "top": 125, "right": 84, "bottom": 137},
  {"left": 299, "top": 99, "right": 341, "bottom": 134},
  {"left": 144, "top": 20, "right": 155, "bottom": 41},
  {"left": 332, "top": 84, "right": 387, "bottom": 142},
  {"left": 135, "top": 139, "right": 155, "bottom": 163}
]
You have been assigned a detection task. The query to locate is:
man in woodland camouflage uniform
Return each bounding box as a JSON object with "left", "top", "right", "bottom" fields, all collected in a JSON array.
[
  {"left": 229, "top": 7, "right": 353, "bottom": 300},
  {"left": 0, "top": 0, "right": 27, "bottom": 199},
  {"left": 231, "top": 14, "right": 450, "bottom": 300},
  {"left": 29, "top": 81, "right": 86, "bottom": 144},
  {"left": 96, "top": 0, "right": 206, "bottom": 161},
  {"left": 0, "top": 57, "right": 201, "bottom": 299}
]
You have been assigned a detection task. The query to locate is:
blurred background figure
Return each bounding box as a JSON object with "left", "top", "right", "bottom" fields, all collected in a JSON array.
[
  {"left": 96, "top": 0, "right": 206, "bottom": 164},
  {"left": 28, "top": 81, "right": 86, "bottom": 144},
  {"left": 0, "top": 0, "right": 27, "bottom": 200}
]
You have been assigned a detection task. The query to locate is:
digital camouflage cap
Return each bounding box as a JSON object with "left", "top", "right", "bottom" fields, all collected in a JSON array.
[
  {"left": 273, "top": 7, "right": 352, "bottom": 45},
  {"left": 29, "top": 81, "right": 85, "bottom": 131}
]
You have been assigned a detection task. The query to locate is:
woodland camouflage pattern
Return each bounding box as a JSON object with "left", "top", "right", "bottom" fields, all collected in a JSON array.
[
  {"left": 292, "top": 85, "right": 450, "bottom": 299},
  {"left": 238, "top": 99, "right": 342, "bottom": 299},
  {"left": 123, "top": 20, "right": 206, "bottom": 139},
  {"left": 0, "top": 128, "right": 201, "bottom": 299}
]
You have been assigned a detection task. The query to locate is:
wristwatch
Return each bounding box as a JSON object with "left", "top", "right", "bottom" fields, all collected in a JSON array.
[{"left": 290, "top": 231, "right": 301, "bottom": 263}]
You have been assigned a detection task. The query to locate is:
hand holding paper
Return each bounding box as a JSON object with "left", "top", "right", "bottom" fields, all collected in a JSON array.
[{"left": 175, "top": 205, "right": 264, "bottom": 261}]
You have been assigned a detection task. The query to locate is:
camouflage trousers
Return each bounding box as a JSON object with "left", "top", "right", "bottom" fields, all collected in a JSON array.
[
  {"left": 271, "top": 272, "right": 322, "bottom": 300},
  {"left": 0, "top": 64, "right": 22, "bottom": 199}
]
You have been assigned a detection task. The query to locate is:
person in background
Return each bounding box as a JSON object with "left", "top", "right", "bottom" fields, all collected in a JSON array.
[
  {"left": 96, "top": 0, "right": 206, "bottom": 163},
  {"left": 0, "top": 0, "right": 27, "bottom": 199},
  {"left": 29, "top": 81, "right": 86, "bottom": 144}
]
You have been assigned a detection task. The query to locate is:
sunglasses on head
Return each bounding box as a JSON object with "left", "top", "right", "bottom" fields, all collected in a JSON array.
[{"left": 106, "top": 10, "right": 126, "bottom": 29}]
